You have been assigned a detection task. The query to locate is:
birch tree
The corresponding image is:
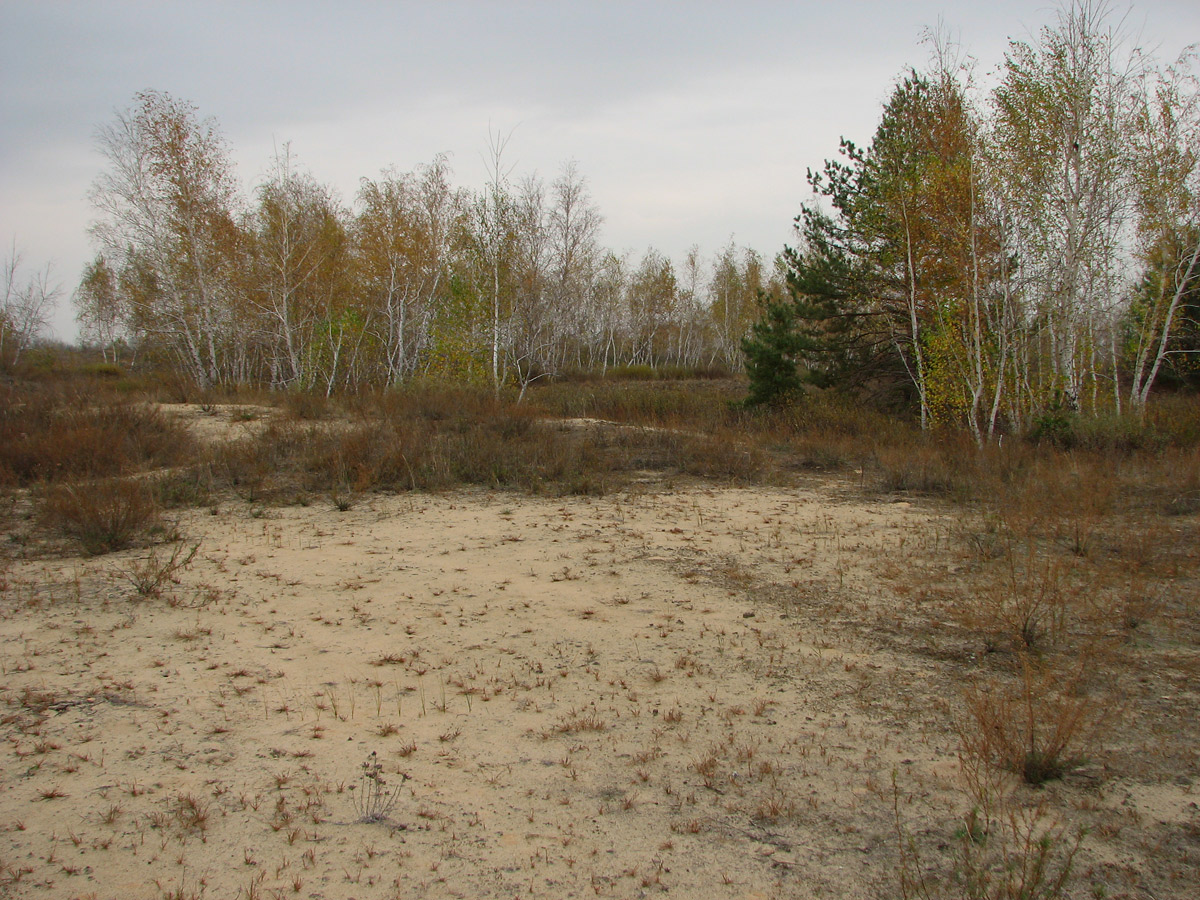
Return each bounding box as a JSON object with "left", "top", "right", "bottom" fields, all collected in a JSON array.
[
  {"left": 992, "top": 1, "right": 1135, "bottom": 413},
  {"left": 356, "top": 155, "right": 460, "bottom": 384},
  {"left": 676, "top": 245, "right": 707, "bottom": 368},
  {"left": 592, "top": 251, "right": 630, "bottom": 373},
  {"left": 251, "top": 144, "right": 348, "bottom": 390},
  {"left": 1127, "top": 52, "right": 1200, "bottom": 408},
  {"left": 547, "top": 161, "right": 603, "bottom": 370},
  {"left": 88, "top": 90, "right": 243, "bottom": 388},
  {"left": 75, "top": 254, "right": 127, "bottom": 363},
  {"left": 1, "top": 246, "right": 59, "bottom": 369},
  {"left": 474, "top": 129, "right": 518, "bottom": 398},
  {"left": 626, "top": 249, "right": 677, "bottom": 367},
  {"left": 509, "top": 173, "right": 554, "bottom": 398},
  {"left": 710, "top": 243, "right": 774, "bottom": 372}
]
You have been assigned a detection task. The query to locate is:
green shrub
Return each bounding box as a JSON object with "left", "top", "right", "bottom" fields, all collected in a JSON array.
[
  {"left": 80, "top": 362, "right": 126, "bottom": 379},
  {"left": 1027, "top": 411, "right": 1078, "bottom": 449}
]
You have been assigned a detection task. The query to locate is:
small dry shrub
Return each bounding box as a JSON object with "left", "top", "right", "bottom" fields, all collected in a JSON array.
[
  {"left": 896, "top": 761, "right": 1084, "bottom": 900},
  {"left": 1043, "top": 470, "right": 1114, "bottom": 559},
  {"left": 897, "top": 782, "right": 1083, "bottom": 900},
  {"left": 152, "top": 465, "right": 214, "bottom": 509},
  {"left": 971, "top": 546, "right": 1077, "bottom": 652},
  {"left": 41, "top": 478, "right": 162, "bottom": 555},
  {"left": 661, "top": 426, "right": 769, "bottom": 482},
  {"left": 352, "top": 751, "right": 406, "bottom": 823},
  {"left": 1145, "top": 446, "right": 1200, "bottom": 515},
  {"left": 281, "top": 390, "right": 332, "bottom": 421},
  {"left": 259, "top": 387, "right": 622, "bottom": 495},
  {"left": 118, "top": 540, "right": 200, "bottom": 597},
  {"left": 872, "top": 432, "right": 980, "bottom": 498},
  {"left": 531, "top": 378, "right": 742, "bottom": 427},
  {"left": 959, "top": 655, "right": 1104, "bottom": 786},
  {"left": 1143, "top": 392, "right": 1200, "bottom": 445},
  {"left": 211, "top": 420, "right": 312, "bottom": 501}
]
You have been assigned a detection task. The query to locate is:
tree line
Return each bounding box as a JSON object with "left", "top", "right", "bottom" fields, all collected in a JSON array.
[
  {"left": 76, "top": 94, "right": 778, "bottom": 396},
  {"left": 744, "top": 1, "right": 1199, "bottom": 439}
]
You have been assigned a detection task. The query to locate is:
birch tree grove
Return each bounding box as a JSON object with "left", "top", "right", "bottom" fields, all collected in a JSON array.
[
  {"left": 747, "top": 1, "right": 1200, "bottom": 431},
  {"left": 78, "top": 1, "right": 1193, "bottom": 426},
  {"left": 81, "top": 95, "right": 770, "bottom": 393}
]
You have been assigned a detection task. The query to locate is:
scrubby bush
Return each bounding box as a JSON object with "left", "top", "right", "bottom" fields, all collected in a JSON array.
[
  {"left": 40, "top": 477, "right": 162, "bottom": 555},
  {"left": 959, "top": 656, "right": 1104, "bottom": 786},
  {"left": 0, "top": 386, "right": 194, "bottom": 485}
]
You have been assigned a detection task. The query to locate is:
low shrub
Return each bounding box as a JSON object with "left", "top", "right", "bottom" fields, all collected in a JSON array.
[
  {"left": 41, "top": 477, "right": 162, "bottom": 555},
  {"left": 152, "top": 465, "right": 215, "bottom": 508},
  {"left": 959, "top": 656, "right": 1103, "bottom": 785},
  {"left": 281, "top": 389, "right": 332, "bottom": 421},
  {"left": 0, "top": 387, "right": 195, "bottom": 485},
  {"left": 870, "top": 431, "right": 980, "bottom": 498},
  {"left": 1027, "top": 410, "right": 1079, "bottom": 449},
  {"left": 118, "top": 540, "right": 201, "bottom": 597},
  {"left": 896, "top": 774, "right": 1083, "bottom": 900},
  {"left": 1144, "top": 392, "right": 1200, "bottom": 446},
  {"left": 530, "top": 378, "right": 743, "bottom": 427}
]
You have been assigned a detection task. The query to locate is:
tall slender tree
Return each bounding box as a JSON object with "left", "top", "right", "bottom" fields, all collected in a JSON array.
[
  {"left": 992, "top": 0, "right": 1135, "bottom": 412},
  {"left": 88, "top": 90, "right": 243, "bottom": 388},
  {"left": 356, "top": 155, "right": 461, "bottom": 384},
  {"left": 251, "top": 144, "right": 348, "bottom": 390},
  {"left": 1127, "top": 52, "right": 1200, "bottom": 407}
]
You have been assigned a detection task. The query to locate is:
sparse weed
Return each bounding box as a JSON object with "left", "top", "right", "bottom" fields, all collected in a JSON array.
[
  {"left": 117, "top": 540, "right": 200, "bottom": 596},
  {"left": 173, "top": 793, "right": 210, "bottom": 835},
  {"left": 352, "top": 751, "right": 407, "bottom": 824}
]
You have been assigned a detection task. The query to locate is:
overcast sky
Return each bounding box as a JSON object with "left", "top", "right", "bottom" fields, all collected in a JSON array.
[{"left": 2, "top": 1, "right": 1197, "bottom": 341}]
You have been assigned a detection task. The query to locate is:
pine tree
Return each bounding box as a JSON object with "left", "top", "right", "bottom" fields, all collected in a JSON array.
[{"left": 741, "top": 294, "right": 805, "bottom": 406}]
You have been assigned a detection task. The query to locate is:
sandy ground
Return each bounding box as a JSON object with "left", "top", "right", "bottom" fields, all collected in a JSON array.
[{"left": 2, "top": 406, "right": 1197, "bottom": 899}]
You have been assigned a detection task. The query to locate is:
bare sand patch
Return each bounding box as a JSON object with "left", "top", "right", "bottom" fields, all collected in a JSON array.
[
  {"left": 2, "top": 477, "right": 1196, "bottom": 898},
  {"left": 0, "top": 481, "right": 953, "bottom": 897},
  {"left": 157, "top": 403, "right": 279, "bottom": 444}
]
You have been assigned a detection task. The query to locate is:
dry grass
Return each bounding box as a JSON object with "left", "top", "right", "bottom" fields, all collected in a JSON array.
[
  {"left": 203, "top": 382, "right": 769, "bottom": 502},
  {"left": 0, "top": 384, "right": 195, "bottom": 487}
]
